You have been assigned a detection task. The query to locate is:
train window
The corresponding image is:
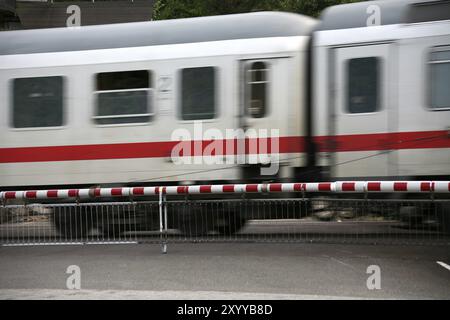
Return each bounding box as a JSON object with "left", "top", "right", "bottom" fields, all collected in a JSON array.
[
  {"left": 181, "top": 67, "right": 216, "bottom": 120},
  {"left": 429, "top": 49, "right": 450, "bottom": 110},
  {"left": 346, "top": 57, "right": 380, "bottom": 114},
  {"left": 246, "top": 62, "right": 268, "bottom": 118},
  {"left": 94, "top": 70, "right": 153, "bottom": 125},
  {"left": 12, "top": 76, "right": 64, "bottom": 128}
]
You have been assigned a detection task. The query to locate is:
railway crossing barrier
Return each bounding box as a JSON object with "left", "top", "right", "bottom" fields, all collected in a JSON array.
[{"left": 1, "top": 181, "right": 449, "bottom": 251}]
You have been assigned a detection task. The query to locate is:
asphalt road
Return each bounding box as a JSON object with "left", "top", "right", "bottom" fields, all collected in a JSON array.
[{"left": 0, "top": 243, "right": 449, "bottom": 299}]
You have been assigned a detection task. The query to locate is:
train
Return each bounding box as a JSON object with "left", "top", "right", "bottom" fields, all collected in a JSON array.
[
  {"left": 0, "top": 0, "right": 449, "bottom": 234},
  {"left": 1, "top": 0, "right": 449, "bottom": 189}
]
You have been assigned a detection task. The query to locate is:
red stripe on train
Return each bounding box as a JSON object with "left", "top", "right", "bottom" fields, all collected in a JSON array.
[{"left": 0, "top": 131, "right": 448, "bottom": 164}]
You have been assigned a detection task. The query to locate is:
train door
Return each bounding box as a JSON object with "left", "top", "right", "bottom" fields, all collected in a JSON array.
[
  {"left": 239, "top": 58, "right": 291, "bottom": 179},
  {"left": 332, "top": 43, "right": 396, "bottom": 178}
]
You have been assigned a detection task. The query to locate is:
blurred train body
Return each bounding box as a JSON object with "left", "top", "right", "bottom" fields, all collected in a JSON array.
[{"left": 0, "top": 0, "right": 449, "bottom": 190}]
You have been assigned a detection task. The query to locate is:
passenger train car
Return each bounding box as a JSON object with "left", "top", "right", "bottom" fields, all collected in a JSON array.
[{"left": 0, "top": 0, "right": 449, "bottom": 190}]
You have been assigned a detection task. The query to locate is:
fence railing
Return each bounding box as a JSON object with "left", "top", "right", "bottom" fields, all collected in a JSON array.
[{"left": 1, "top": 181, "right": 449, "bottom": 250}]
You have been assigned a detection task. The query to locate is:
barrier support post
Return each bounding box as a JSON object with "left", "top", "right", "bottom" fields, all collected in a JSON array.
[
  {"left": 164, "top": 192, "right": 168, "bottom": 253},
  {"left": 159, "top": 187, "right": 167, "bottom": 254}
]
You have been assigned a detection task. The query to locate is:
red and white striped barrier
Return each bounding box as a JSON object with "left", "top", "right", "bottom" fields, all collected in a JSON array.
[{"left": 1, "top": 181, "right": 449, "bottom": 201}]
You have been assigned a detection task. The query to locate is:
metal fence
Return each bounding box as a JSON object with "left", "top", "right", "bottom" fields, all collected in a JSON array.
[
  {"left": 163, "top": 198, "right": 450, "bottom": 245},
  {"left": 1, "top": 181, "right": 449, "bottom": 250}
]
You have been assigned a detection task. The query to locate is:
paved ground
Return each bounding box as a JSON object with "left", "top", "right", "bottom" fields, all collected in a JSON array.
[{"left": 0, "top": 243, "right": 449, "bottom": 299}]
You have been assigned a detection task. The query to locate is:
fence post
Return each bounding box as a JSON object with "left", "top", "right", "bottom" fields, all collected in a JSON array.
[
  {"left": 0, "top": 193, "right": 5, "bottom": 207},
  {"left": 159, "top": 187, "right": 167, "bottom": 254},
  {"left": 0, "top": 198, "right": 4, "bottom": 247},
  {"left": 128, "top": 193, "right": 137, "bottom": 243},
  {"left": 164, "top": 192, "right": 168, "bottom": 252}
]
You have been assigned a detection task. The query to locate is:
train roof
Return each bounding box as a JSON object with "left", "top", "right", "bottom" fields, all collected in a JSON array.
[
  {"left": 0, "top": 11, "right": 317, "bottom": 56},
  {"left": 318, "top": 0, "right": 450, "bottom": 31}
]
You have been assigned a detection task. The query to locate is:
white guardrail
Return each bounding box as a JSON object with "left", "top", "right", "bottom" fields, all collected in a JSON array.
[{"left": 1, "top": 181, "right": 449, "bottom": 200}]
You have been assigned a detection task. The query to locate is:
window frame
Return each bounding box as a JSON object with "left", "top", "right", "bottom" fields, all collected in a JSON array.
[
  {"left": 92, "top": 70, "right": 154, "bottom": 127},
  {"left": 245, "top": 61, "right": 270, "bottom": 118},
  {"left": 427, "top": 46, "right": 450, "bottom": 111},
  {"left": 9, "top": 75, "right": 67, "bottom": 131},
  {"left": 344, "top": 56, "right": 382, "bottom": 115},
  {"left": 178, "top": 66, "right": 218, "bottom": 122}
]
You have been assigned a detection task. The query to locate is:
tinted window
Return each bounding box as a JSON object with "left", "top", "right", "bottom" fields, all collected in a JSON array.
[
  {"left": 246, "top": 61, "right": 268, "bottom": 118},
  {"left": 97, "top": 70, "right": 150, "bottom": 91},
  {"left": 430, "top": 50, "right": 450, "bottom": 109},
  {"left": 95, "top": 70, "right": 152, "bottom": 125},
  {"left": 181, "top": 67, "right": 216, "bottom": 120},
  {"left": 12, "top": 76, "right": 64, "bottom": 128},
  {"left": 347, "top": 57, "right": 380, "bottom": 113}
]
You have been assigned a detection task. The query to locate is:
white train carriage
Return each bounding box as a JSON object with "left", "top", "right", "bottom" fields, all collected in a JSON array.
[
  {"left": 0, "top": 12, "right": 316, "bottom": 188},
  {"left": 313, "top": 0, "right": 450, "bottom": 181}
]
